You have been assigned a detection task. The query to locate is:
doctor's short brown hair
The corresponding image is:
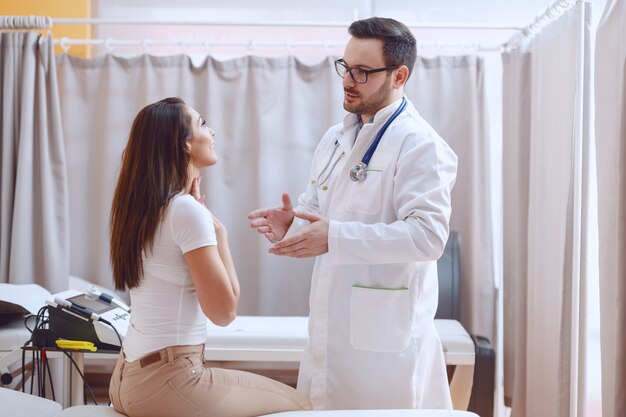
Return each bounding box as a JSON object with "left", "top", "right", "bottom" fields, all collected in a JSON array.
[{"left": 348, "top": 17, "right": 417, "bottom": 79}]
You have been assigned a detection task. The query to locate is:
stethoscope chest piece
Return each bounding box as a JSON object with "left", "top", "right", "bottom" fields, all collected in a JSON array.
[{"left": 350, "top": 162, "right": 368, "bottom": 182}]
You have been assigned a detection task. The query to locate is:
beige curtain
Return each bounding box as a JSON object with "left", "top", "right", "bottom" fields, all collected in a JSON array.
[
  {"left": 502, "top": 46, "right": 532, "bottom": 412},
  {"left": 56, "top": 53, "right": 494, "bottom": 327},
  {"left": 56, "top": 54, "right": 340, "bottom": 314},
  {"left": 405, "top": 56, "right": 496, "bottom": 341},
  {"left": 0, "top": 32, "right": 69, "bottom": 293},
  {"left": 502, "top": 3, "right": 594, "bottom": 416},
  {"left": 595, "top": 0, "right": 626, "bottom": 416}
]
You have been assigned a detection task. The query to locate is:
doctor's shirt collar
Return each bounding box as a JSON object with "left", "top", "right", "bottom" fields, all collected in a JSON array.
[{"left": 342, "top": 96, "right": 407, "bottom": 131}]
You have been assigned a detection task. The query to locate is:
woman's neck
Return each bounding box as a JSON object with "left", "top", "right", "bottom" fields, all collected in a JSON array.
[{"left": 186, "top": 166, "right": 200, "bottom": 193}]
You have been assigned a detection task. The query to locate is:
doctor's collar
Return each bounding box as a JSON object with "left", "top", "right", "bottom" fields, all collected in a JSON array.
[
  {"left": 370, "top": 97, "right": 406, "bottom": 124},
  {"left": 343, "top": 97, "right": 406, "bottom": 129},
  {"left": 357, "top": 114, "right": 373, "bottom": 126}
]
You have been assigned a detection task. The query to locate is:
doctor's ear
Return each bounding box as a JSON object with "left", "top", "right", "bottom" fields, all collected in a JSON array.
[{"left": 394, "top": 65, "right": 410, "bottom": 87}]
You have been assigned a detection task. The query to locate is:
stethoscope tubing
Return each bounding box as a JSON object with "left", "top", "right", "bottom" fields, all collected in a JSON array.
[
  {"left": 350, "top": 97, "right": 408, "bottom": 182},
  {"left": 312, "top": 97, "right": 408, "bottom": 189}
]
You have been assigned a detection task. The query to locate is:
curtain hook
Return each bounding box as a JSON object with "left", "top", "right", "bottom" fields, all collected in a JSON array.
[
  {"left": 105, "top": 37, "right": 114, "bottom": 53},
  {"left": 247, "top": 39, "right": 254, "bottom": 52},
  {"left": 204, "top": 39, "right": 212, "bottom": 53},
  {"left": 324, "top": 40, "right": 330, "bottom": 56},
  {"left": 60, "top": 37, "right": 70, "bottom": 53},
  {"left": 142, "top": 38, "right": 151, "bottom": 54}
]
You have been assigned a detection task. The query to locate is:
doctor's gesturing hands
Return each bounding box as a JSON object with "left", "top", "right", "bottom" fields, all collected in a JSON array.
[{"left": 247, "top": 193, "right": 329, "bottom": 257}]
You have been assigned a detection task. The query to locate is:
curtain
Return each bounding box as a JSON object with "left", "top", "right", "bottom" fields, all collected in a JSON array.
[
  {"left": 0, "top": 32, "right": 69, "bottom": 293},
  {"left": 502, "top": 3, "right": 594, "bottom": 416},
  {"left": 595, "top": 0, "right": 626, "bottom": 416},
  {"left": 56, "top": 54, "right": 340, "bottom": 314},
  {"left": 405, "top": 56, "right": 496, "bottom": 341},
  {"left": 502, "top": 46, "right": 532, "bottom": 412},
  {"left": 56, "top": 53, "right": 494, "bottom": 326}
]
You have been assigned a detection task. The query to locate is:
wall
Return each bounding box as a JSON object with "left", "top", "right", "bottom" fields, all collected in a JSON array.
[{"left": 0, "top": 0, "right": 91, "bottom": 57}]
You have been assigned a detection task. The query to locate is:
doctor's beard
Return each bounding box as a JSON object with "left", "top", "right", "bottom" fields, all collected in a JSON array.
[{"left": 343, "top": 75, "right": 394, "bottom": 119}]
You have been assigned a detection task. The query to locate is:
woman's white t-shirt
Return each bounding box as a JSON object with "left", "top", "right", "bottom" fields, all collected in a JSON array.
[{"left": 122, "top": 194, "right": 216, "bottom": 362}]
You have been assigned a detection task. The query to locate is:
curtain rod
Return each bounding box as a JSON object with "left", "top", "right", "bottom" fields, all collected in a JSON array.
[
  {"left": 51, "top": 18, "right": 521, "bottom": 31},
  {"left": 503, "top": 0, "right": 581, "bottom": 49},
  {"left": 0, "top": 15, "right": 51, "bottom": 30},
  {"left": 52, "top": 37, "right": 502, "bottom": 52}
]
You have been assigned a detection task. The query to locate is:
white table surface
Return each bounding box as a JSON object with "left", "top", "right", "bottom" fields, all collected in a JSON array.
[
  {"left": 264, "top": 411, "right": 479, "bottom": 417},
  {"left": 205, "top": 316, "right": 475, "bottom": 365},
  {"left": 1, "top": 316, "right": 475, "bottom": 410}
]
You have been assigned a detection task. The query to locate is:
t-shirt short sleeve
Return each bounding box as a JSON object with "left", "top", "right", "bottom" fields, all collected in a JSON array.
[{"left": 169, "top": 195, "right": 217, "bottom": 254}]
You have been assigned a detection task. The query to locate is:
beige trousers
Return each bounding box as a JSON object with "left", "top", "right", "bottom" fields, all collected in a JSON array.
[{"left": 109, "top": 344, "right": 311, "bottom": 417}]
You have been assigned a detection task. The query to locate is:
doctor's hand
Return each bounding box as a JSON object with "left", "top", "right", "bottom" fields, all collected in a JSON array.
[
  {"left": 269, "top": 211, "right": 329, "bottom": 258},
  {"left": 248, "top": 193, "right": 295, "bottom": 243}
]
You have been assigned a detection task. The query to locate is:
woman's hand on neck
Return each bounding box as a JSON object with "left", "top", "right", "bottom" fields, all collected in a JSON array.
[
  {"left": 187, "top": 165, "right": 205, "bottom": 205},
  {"left": 186, "top": 164, "right": 200, "bottom": 192},
  {"left": 189, "top": 176, "right": 206, "bottom": 205}
]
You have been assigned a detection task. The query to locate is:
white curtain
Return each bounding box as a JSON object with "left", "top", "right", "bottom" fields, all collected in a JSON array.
[
  {"left": 595, "top": 0, "right": 626, "bottom": 416},
  {"left": 502, "top": 46, "right": 532, "bottom": 412},
  {"left": 56, "top": 54, "right": 341, "bottom": 314},
  {"left": 502, "top": 3, "right": 594, "bottom": 416},
  {"left": 56, "top": 53, "right": 494, "bottom": 327},
  {"left": 0, "top": 32, "right": 69, "bottom": 293},
  {"left": 405, "top": 56, "right": 496, "bottom": 341}
]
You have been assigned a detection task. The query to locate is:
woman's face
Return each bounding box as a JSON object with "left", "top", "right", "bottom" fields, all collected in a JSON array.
[{"left": 185, "top": 105, "right": 217, "bottom": 168}]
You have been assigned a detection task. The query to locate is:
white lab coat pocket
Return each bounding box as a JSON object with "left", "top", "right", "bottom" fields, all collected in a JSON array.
[{"left": 350, "top": 285, "right": 411, "bottom": 353}]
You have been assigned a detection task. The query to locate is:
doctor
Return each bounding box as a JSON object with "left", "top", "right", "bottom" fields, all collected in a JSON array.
[{"left": 248, "top": 17, "right": 457, "bottom": 410}]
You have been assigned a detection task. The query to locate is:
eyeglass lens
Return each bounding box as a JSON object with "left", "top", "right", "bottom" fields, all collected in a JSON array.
[{"left": 335, "top": 61, "right": 367, "bottom": 84}]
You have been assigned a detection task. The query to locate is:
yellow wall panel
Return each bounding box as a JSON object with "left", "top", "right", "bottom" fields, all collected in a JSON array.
[{"left": 0, "top": 0, "right": 91, "bottom": 57}]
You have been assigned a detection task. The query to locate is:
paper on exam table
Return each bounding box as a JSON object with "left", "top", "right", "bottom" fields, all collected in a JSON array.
[
  {"left": 206, "top": 316, "right": 308, "bottom": 350},
  {"left": 0, "top": 283, "right": 52, "bottom": 316}
]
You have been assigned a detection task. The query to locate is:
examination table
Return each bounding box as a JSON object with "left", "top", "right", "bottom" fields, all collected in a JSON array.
[
  {"left": 1, "top": 315, "right": 474, "bottom": 412},
  {"left": 1, "top": 283, "right": 475, "bottom": 413},
  {"left": 1, "top": 385, "right": 480, "bottom": 417}
]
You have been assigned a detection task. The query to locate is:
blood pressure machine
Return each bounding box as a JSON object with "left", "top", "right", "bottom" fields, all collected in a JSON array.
[{"left": 45, "top": 288, "right": 130, "bottom": 350}]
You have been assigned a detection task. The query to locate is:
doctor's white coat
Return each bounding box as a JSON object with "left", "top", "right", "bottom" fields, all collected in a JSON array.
[{"left": 293, "top": 97, "right": 458, "bottom": 410}]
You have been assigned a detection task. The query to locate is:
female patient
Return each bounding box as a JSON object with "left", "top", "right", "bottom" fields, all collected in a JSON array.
[{"left": 108, "top": 97, "right": 311, "bottom": 417}]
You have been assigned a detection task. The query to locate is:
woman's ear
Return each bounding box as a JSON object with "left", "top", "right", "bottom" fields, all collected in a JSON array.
[{"left": 184, "top": 142, "right": 191, "bottom": 154}]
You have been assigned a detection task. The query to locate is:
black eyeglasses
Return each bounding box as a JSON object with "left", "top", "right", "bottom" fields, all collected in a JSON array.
[{"left": 334, "top": 59, "right": 398, "bottom": 84}]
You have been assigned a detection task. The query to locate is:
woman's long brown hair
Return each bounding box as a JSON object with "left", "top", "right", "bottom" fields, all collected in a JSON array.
[{"left": 110, "top": 97, "right": 192, "bottom": 291}]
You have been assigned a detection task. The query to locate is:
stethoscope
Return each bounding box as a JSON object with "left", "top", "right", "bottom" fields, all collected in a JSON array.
[
  {"left": 312, "top": 140, "right": 344, "bottom": 190},
  {"left": 312, "top": 97, "right": 407, "bottom": 190},
  {"left": 349, "top": 96, "right": 407, "bottom": 182}
]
